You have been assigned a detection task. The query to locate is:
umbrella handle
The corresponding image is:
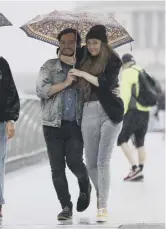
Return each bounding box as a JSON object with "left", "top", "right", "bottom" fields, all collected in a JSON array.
[{"left": 73, "top": 30, "right": 77, "bottom": 69}]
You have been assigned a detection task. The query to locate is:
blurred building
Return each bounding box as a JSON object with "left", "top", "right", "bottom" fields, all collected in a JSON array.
[{"left": 76, "top": 1, "right": 165, "bottom": 88}]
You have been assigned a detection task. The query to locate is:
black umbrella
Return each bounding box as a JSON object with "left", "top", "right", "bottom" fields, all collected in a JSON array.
[{"left": 0, "top": 13, "right": 12, "bottom": 27}]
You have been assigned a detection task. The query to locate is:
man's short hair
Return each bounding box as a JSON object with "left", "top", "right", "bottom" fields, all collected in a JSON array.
[
  {"left": 122, "top": 53, "right": 135, "bottom": 64},
  {"left": 57, "top": 28, "right": 81, "bottom": 47}
]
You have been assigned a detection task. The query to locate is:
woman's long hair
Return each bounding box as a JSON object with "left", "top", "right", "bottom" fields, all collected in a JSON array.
[{"left": 79, "top": 42, "right": 115, "bottom": 101}]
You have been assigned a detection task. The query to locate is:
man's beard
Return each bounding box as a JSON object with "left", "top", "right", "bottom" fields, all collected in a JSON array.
[{"left": 61, "top": 49, "right": 74, "bottom": 56}]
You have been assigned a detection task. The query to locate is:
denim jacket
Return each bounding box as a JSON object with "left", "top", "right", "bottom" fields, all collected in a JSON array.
[{"left": 36, "top": 58, "right": 84, "bottom": 127}]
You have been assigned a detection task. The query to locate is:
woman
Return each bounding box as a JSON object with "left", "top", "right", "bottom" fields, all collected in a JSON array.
[{"left": 69, "top": 25, "right": 124, "bottom": 222}]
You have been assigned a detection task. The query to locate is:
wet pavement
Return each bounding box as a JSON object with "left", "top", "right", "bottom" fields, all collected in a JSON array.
[{"left": 1, "top": 133, "right": 165, "bottom": 229}]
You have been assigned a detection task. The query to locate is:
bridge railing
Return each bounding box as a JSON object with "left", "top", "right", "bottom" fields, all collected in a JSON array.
[
  {"left": 6, "top": 93, "right": 164, "bottom": 172},
  {"left": 6, "top": 95, "right": 47, "bottom": 172}
]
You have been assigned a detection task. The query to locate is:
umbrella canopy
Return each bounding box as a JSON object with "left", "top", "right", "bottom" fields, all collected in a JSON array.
[
  {"left": 20, "top": 10, "right": 133, "bottom": 48},
  {"left": 0, "top": 13, "right": 12, "bottom": 27}
]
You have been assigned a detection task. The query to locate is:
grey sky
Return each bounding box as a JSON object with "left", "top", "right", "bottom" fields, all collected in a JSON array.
[
  {"left": 0, "top": 1, "right": 164, "bottom": 94},
  {"left": 0, "top": 1, "right": 164, "bottom": 74},
  {"left": 0, "top": 1, "right": 76, "bottom": 73}
]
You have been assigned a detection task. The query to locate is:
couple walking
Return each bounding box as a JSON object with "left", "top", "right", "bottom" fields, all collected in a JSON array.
[{"left": 36, "top": 25, "right": 124, "bottom": 222}]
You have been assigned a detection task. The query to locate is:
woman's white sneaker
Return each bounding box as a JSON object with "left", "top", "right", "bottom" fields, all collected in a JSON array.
[{"left": 96, "top": 208, "right": 108, "bottom": 222}]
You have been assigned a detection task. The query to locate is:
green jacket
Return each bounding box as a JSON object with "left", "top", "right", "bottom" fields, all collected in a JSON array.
[{"left": 120, "top": 64, "right": 151, "bottom": 114}]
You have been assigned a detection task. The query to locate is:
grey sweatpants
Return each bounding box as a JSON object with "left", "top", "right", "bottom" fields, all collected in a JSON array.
[{"left": 81, "top": 101, "right": 122, "bottom": 208}]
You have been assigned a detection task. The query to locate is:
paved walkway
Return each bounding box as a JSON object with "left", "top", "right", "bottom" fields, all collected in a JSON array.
[{"left": 0, "top": 133, "right": 165, "bottom": 228}]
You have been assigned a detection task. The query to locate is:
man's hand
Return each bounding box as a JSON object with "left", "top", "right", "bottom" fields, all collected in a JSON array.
[
  {"left": 47, "top": 73, "right": 76, "bottom": 97},
  {"left": 65, "top": 72, "right": 77, "bottom": 86},
  {"left": 6, "top": 121, "right": 15, "bottom": 139}
]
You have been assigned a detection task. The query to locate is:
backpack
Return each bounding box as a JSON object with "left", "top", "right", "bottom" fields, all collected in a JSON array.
[
  {"left": 157, "top": 92, "right": 165, "bottom": 111},
  {"left": 131, "top": 67, "right": 161, "bottom": 107}
]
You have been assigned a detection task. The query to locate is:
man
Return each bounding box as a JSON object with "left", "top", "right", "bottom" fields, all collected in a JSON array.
[
  {"left": 36, "top": 28, "right": 91, "bottom": 221},
  {"left": 0, "top": 57, "right": 20, "bottom": 217},
  {"left": 118, "top": 54, "right": 151, "bottom": 181}
]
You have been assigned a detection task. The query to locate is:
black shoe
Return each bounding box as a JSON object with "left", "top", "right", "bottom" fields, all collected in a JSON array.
[
  {"left": 139, "top": 164, "right": 144, "bottom": 173},
  {"left": 57, "top": 206, "right": 73, "bottom": 221},
  {"left": 131, "top": 174, "right": 144, "bottom": 182},
  {"left": 77, "top": 182, "right": 92, "bottom": 212}
]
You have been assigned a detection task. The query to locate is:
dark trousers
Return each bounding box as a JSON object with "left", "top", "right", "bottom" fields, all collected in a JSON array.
[
  {"left": 43, "top": 121, "right": 89, "bottom": 209},
  {"left": 117, "top": 110, "right": 149, "bottom": 148}
]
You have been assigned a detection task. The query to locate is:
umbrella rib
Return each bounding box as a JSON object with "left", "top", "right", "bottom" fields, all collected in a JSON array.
[{"left": 20, "top": 26, "right": 59, "bottom": 46}]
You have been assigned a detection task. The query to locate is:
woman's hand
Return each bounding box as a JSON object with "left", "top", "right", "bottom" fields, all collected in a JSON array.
[
  {"left": 70, "top": 70, "right": 99, "bottom": 87},
  {"left": 112, "top": 86, "right": 120, "bottom": 97},
  {"left": 69, "top": 69, "right": 84, "bottom": 78}
]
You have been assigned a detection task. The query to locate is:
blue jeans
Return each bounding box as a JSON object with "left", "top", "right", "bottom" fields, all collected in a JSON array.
[{"left": 0, "top": 122, "right": 7, "bottom": 205}]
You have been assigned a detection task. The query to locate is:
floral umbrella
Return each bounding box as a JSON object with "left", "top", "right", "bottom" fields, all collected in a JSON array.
[
  {"left": 0, "top": 13, "right": 12, "bottom": 27},
  {"left": 20, "top": 10, "right": 134, "bottom": 49}
]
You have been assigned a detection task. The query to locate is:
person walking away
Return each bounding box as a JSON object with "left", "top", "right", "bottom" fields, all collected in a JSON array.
[{"left": 118, "top": 53, "right": 154, "bottom": 181}]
